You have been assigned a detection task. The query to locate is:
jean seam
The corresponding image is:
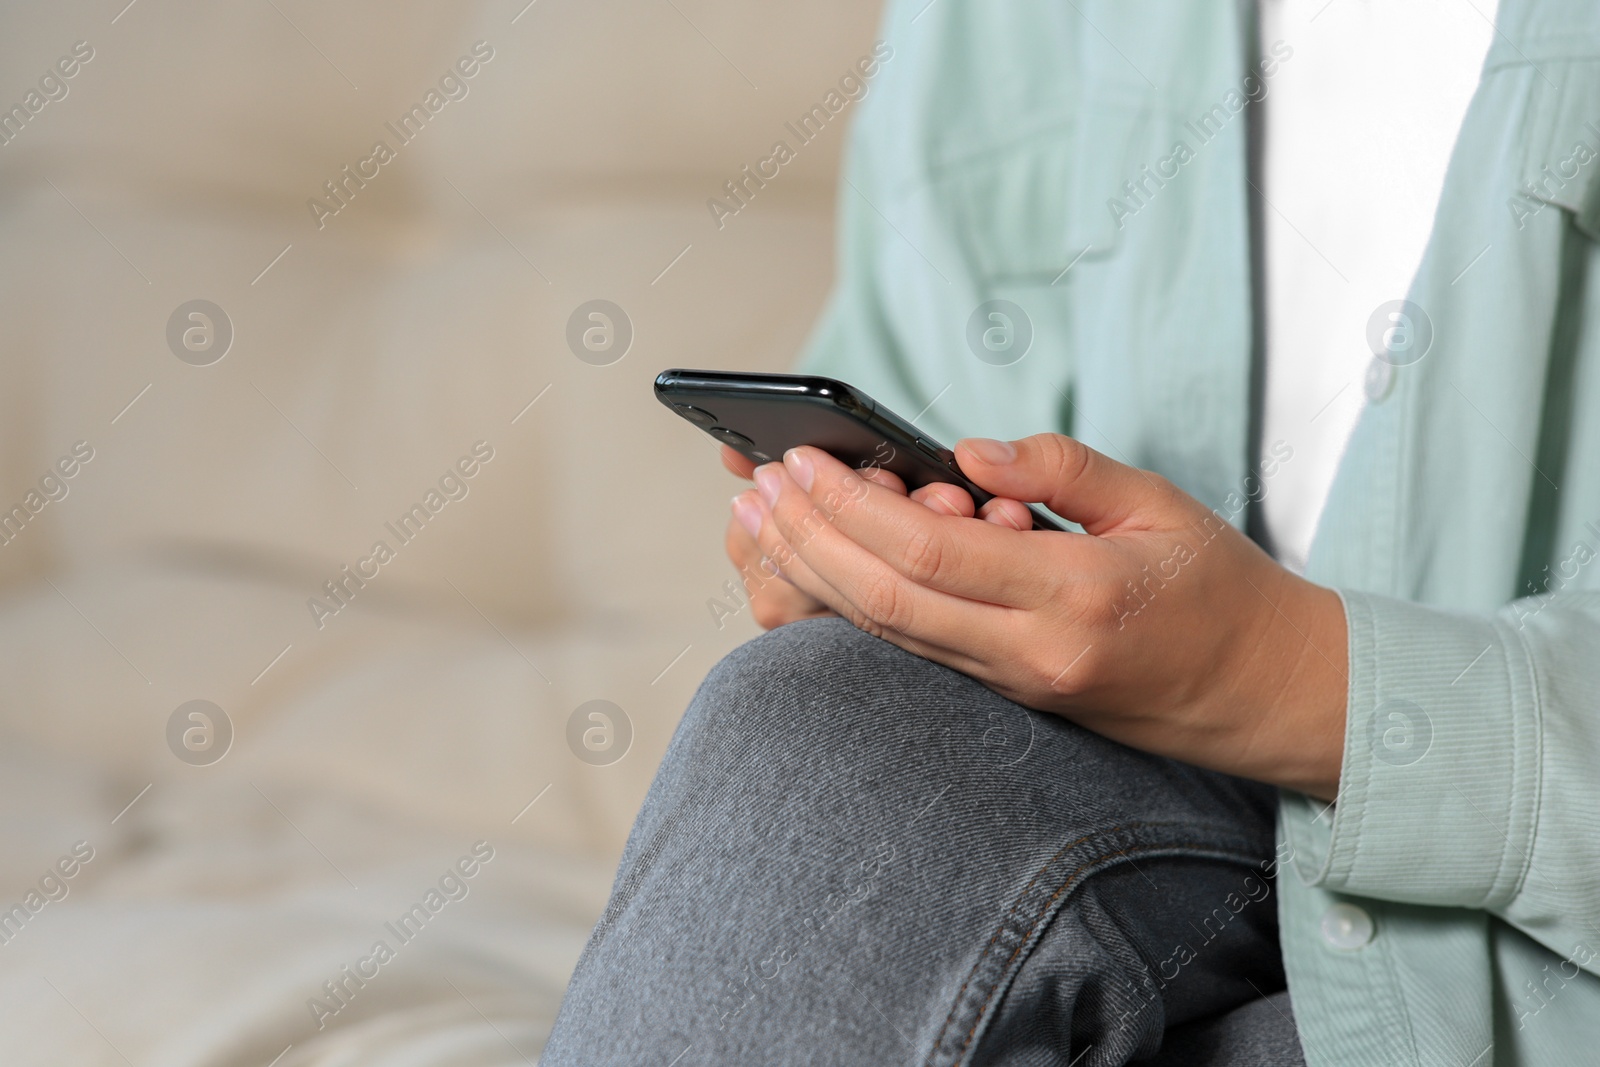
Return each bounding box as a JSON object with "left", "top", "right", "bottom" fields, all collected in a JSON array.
[
  {"left": 925, "top": 823, "right": 1129, "bottom": 1067},
  {"left": 922, "top": 821, "right": 1269, "bottom": 1067}
]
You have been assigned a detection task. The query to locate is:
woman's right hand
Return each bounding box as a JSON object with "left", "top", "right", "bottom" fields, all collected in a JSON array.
[{"left": 722, "top": 445, "right": 988, "bottom": 630}]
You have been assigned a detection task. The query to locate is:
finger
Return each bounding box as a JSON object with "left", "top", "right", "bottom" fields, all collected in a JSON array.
[
  {"left": 773, "top": 447, "right": 1068, "bottom": 608},
  {"left": 978, "top": 496, "right": 1032, "bottom": 531},
  {"left": 731, "top": 492, "right": 799, "bottom": 589},
  {"left": 726, "top": 509, "right": 836, "bottom": 628},
  {"left": 857, "top": 464, "right": 908, "bottom": 495},
  {"left": 727, "top": 500, "right": 788, "bottom": 585},
  {"left": 846, "top": 612, "right": 995, "bottom": 682},
  {"left": 909, "top": 482, "right": 975, "bottom": 518},
  {"left": 744, "top": 481, "right": 1001, "bottom": 672},
  {"left": 736, "top": 487, "right": 854, "bottom": 608},
  {"left": 753, "top": 513, "right": 988, "bottom": 673},
  {"left": 721, "top": 445, "right": 757, "bottom": 480},
  {"left": 754, "top": 459, "right": 1022, "bottom": 637},
  {"left": 750, "top": 496, "right": 988, "bottom": 665},
  {"left": 954, "top": 434, "right": 1193, "bottom": 535}
]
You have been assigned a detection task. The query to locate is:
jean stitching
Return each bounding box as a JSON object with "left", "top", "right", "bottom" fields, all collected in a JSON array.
[
  {"left": 924, "top": 822, "right": 1266, "bottom": 1067},
  {"left": 958, "top": 842, "right": 1205, "bottom": 1059},
  {"left": 923, "top": 824, "right": 1136, "bottom": 1064}
]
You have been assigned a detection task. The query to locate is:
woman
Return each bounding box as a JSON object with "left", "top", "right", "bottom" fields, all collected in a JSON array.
[{"left": 546, "top": 0, "right": 1600, "bottom": 1062}]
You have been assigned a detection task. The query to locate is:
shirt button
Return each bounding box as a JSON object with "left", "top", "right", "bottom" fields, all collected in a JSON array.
[
  {"left": 1320, "top": 903, "right": 1375, "bottom": 951},
  {"left": 1363, "top": 356, "right": 1396, "bottom": 402}
]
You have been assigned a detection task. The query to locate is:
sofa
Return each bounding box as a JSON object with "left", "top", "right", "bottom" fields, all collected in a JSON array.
[{"left": 0, "top": 1, "right": 880, "bottom": 1061}]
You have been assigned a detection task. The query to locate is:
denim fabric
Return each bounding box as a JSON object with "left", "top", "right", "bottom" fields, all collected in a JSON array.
[
  {"left": 1148, "top": 991, "right": 1302, "bottom": 1066},
  {"left": 544, "top": 618, "right": 1304, "bottom": 1066}
]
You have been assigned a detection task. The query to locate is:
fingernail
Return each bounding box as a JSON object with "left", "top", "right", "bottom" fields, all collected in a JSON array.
[
  {"left": 923, "top": 490, "right": 959, "bottom": 517},
  {"left": 783, "top": 448, "right": 814, "bottom": 491},
  {"left": 964, "top": 438, "right": 1017, "bottom": 464},
  {"left": 755, "top": 465, "right": 782, "bottom": 506},
  {"left": 732, "top": 494, "right": 762, "bottom": 537}
]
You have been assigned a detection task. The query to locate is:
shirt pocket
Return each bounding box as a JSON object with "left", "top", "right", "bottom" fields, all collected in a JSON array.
[
  {"left": 1489, "top": 50, "right": 1600, "bottom": 238},
  {"left": 928, "top": 99, "right": 1186, "bottom": 286}
]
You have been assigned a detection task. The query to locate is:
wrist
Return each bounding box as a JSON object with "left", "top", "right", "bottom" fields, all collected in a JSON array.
[
  {"left": 1262, "top": 575, "right": 1349, "bottom": 799},
  {"left": 1216, "top": 564, "right": 1348, "bottom": 799}
]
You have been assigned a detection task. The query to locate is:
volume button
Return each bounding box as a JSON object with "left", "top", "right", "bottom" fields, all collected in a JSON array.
[{"left": 916, "top": 437, "right": 961, "bottom": 472}]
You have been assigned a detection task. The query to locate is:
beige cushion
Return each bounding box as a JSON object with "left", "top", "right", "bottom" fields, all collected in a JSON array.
[{"left": 0, "top": 1, "right": 883, "bottom": 1061}]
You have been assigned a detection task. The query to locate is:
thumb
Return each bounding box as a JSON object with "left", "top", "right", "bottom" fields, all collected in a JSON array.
[{"left": 954, "top": 434, "right": 1187, "bottom": 535}]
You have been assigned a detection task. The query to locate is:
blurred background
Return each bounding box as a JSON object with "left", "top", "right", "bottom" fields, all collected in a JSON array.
[{"left": 0, "top": 1, "right": 881, "bottom": 1061}]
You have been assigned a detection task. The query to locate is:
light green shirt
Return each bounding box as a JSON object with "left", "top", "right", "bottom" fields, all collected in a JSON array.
[{"left": 798, "top": 1, "right": 1600, "bottom": 1063}]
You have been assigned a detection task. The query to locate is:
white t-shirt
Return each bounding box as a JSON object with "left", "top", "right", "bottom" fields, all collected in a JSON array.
[{"left": 1257, "top": 0, "right": 1499, "bottom": 572}]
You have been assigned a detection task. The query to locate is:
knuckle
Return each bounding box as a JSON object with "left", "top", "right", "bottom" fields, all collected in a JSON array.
[
  {"left": 775, "top": 504, "right": 818, "bottom": 547},
  {"left": 1047, "top": 656, "right": 1092, "bottom": 696},
  {"left": 1039, "top": 634, "right": 1102, "bottom": 696},
  {"left": 855, "top": 572, "right": 913, "bottom": 632},
  {"left": 1137, "top": 470, "right": 1198, "bottom": 520},
  {"left": 897, "top": 525, "right": 949, "bottom": 585},
  {"left": 842, "top": 605, "right": 886, "bottom": 642},
  {"left": 1092, "top": 574, "right": 1149, "bottom": 636},
  {"left": 1042, "top": 434, "right": 1093, "bottom": 487},
  {"left": 1022, "top": 655, "right": 1063, "bottom": 696},
  {"left": 753, "top": 554, "right": 783, "bottom": 583},
  {"left": 763, "top": 537, "right": 795, "bottom": 572},
  {"left": 1144, "top": 471, "right": 1181, "bottom": 503},
  {"left": 833, "top": 469, "right": 871, "bottom": 509}
]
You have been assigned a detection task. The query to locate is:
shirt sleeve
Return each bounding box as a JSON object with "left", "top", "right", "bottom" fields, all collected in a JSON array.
[{"left": 1278, "top": 587, "right": 1600, "bottom": 960}]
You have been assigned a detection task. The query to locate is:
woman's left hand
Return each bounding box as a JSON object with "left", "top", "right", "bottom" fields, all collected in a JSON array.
[{"left": 733, "top": 434, "right": 1348, "bottom": 799}]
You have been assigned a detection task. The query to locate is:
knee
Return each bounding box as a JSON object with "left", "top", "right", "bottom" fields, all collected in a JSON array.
[
  {"left": 681, "top": 617, "right": 906, "bottom": 760},
  {"left": 665, "top": 617, "right": 1024, "bottom": 787}
]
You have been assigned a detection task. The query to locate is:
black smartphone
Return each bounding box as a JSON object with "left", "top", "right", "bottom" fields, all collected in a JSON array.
[{"left": 654, "top": 368, "right": 1067, "bottom": 532}]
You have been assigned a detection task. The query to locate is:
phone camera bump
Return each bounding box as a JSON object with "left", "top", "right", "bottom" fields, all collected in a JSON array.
[
  {"left": 707, "top": 426, "right": 755, "bottom": 450},
  {"left": 672, "top": 403, "right": 718, "bottom": 427}
]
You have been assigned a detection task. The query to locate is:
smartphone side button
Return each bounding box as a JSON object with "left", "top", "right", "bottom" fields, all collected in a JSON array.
[{"left": 916, "top": 438, "right": 962, "bottom": 472}]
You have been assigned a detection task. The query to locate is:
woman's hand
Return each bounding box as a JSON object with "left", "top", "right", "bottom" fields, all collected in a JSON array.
[
  {"left": 721, "top": 446, "right": 834, "bottom": 630},
  {"left": 722, "top": 444, "right": 1000, "bottom": 630},
  {"left": 733, "top": 435, "right": 1349, "bottom": 799}
]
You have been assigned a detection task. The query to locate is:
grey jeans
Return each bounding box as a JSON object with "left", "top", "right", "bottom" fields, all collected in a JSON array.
[{"left": 544, "top": 618, "right": 1306, "bottom": 1066}]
